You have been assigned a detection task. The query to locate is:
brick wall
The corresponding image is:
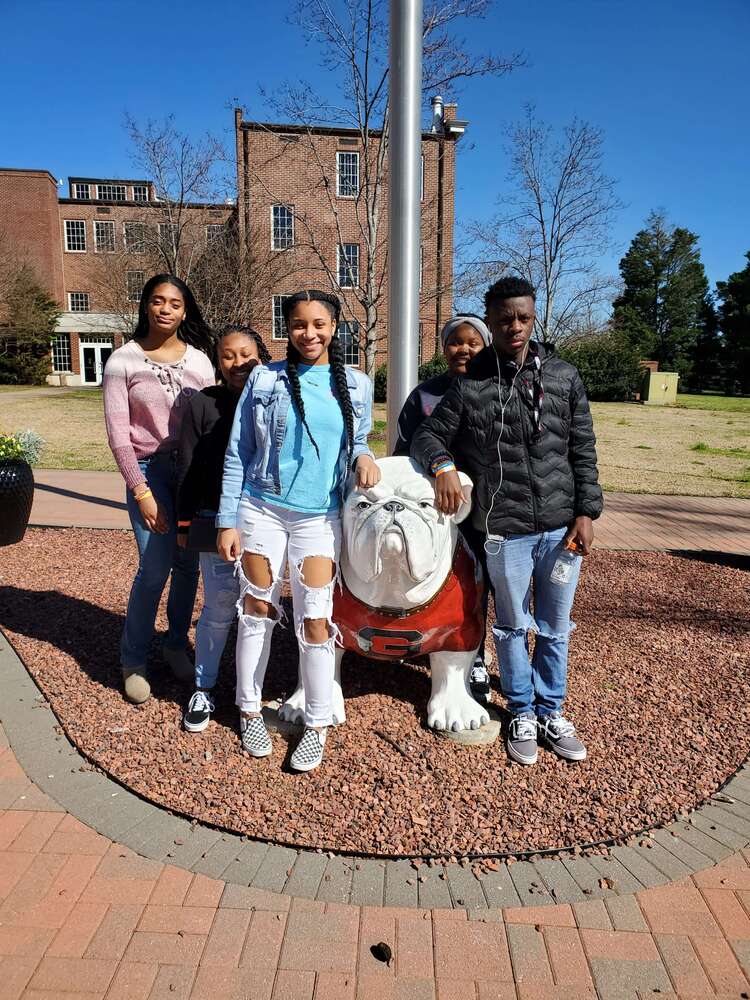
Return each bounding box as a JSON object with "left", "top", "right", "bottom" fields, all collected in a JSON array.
[{"left": 0, "top": 169, "right": 64, "bottom": 306}]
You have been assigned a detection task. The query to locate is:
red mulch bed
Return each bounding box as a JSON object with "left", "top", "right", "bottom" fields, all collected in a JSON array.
[{"left": 0, "top": 527, "right": 747, "bottom": 858}]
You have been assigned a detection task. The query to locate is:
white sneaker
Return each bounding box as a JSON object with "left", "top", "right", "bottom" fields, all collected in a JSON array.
[
  {"left": 290, "top": 727, "right": 327, "bottom": 772},
  {"left": 240, "top": 715, "right": 272, "bottom": 758},
  {"left": 183, "top": 690, "right": 214, "bottom": 733}
]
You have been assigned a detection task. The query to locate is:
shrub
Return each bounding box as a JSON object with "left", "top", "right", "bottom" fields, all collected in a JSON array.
[
  {"left": 374, "top": 363, "right": 388, "bottom": 403},
  {"left": 0, "top": 429, "right": 44, "bottom": 464},
  {"left": 557, "top": 332, "right": 642, "bottom": 402}
]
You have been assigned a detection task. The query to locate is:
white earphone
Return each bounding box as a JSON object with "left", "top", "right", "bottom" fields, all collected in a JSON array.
[{"left": 483, "top": 341, "right": 529, "bottom": 556}]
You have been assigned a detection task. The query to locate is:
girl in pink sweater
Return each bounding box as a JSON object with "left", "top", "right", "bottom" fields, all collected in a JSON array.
[{"left": 103, "top": 274, "right": 215, "bottom": 704}]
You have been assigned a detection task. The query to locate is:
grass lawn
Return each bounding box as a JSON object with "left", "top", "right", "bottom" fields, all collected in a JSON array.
[{"left": 2, "top": 387, "right": 749, "bottom": 498}]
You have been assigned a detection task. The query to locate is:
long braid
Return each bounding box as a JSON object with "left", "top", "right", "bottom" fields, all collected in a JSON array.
[
  {"left": 328, "top": 334, "right": 354, "bottom": 470},
  {"left": 286, "top": 339, "right": 320, "bottom": 458}
]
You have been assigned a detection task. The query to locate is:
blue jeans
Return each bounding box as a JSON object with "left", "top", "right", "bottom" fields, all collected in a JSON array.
[
  {"left": 485, "top": 526, "right": 580, "bottom": 718},
  {"left": 195, "top": 549, "right": 238, "bottom": 689},
  {"left": 121, "top": 452, "right": 200, "bottom": 669}
]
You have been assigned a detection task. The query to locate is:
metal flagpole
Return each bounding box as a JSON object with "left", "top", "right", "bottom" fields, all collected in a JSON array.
[{"left": 387, "top": 0, "right": 422, "bottom": 453}]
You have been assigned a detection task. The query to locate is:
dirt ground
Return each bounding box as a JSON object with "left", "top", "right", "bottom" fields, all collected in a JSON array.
[{"left": 2, "top": 388, "right": 749, "bottom": 498}]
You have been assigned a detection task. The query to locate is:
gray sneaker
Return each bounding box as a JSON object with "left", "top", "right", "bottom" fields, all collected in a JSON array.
[
  {"left": 290, "top": 727, "right": 327, "bottom": 773},
  {"left": 538, "top": 712, "right": 587, "bottom": 761},
  {"left": 240, "top": 715, "right": 272, "bottom": 758},
  {"left": 506, "top": 712, "right": 538, "bottom": 765}
]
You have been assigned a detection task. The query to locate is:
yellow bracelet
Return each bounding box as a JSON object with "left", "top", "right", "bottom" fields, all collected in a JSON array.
[{"left": 134, "top": 488, "right": 153, "bottom": 502}]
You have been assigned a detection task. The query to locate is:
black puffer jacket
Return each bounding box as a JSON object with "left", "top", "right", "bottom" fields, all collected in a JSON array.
[{"left": 410, "top": 343, "right": 603, "bottom": 535}]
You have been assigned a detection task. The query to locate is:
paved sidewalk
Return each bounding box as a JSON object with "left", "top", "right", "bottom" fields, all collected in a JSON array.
[
  {"left": 29, "top": 469, "right": 750, "bottom": 554},
  {"left": 0, "top": 726, "right": 748, "bottom": 1000}
]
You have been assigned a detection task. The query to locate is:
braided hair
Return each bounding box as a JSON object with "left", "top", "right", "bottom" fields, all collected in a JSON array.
[{"left": 281, "top": 289, "right": 355, "bottom": 467}]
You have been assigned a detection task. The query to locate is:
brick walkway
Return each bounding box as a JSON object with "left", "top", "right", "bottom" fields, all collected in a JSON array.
[
  {"left": 0, "top": 729, "right": 747, "bottom": 999},
  {"left": 29, "top": 469, "right": 750, "bottom": 555}
]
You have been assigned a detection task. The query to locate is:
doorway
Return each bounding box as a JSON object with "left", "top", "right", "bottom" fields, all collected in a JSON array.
[{"left": 80, "top": 339, "right": 114, "bottom": 385}]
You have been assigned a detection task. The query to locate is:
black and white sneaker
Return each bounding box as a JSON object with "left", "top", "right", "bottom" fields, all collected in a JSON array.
[
  {"left": 240, "top": 715, "right": 272, "bottom": 758},
  {"left": 290, "top": 727, "right": 327, "bottom": 772},
  {"left": 538, "top": 712, "right": 587, "bottom": 762},
  {"left": 183, "top": 690, "right": 214, "bottom": 733},
  {"left": 469, "top": 658, "right": 491, "bottom": 704}
]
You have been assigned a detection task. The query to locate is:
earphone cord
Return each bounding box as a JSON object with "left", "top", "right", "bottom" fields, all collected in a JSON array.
[{"left": 484, "top": 343, "right": 529, "bottom": 554}]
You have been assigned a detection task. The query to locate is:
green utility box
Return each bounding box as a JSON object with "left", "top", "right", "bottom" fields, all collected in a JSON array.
[{"left": 641, "top": 370, "right": 679, "bottom": 405}]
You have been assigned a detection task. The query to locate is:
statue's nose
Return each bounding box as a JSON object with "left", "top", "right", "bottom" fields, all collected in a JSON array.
[{"left": 384, "top": 500, "right": 404, "bottom": 513}]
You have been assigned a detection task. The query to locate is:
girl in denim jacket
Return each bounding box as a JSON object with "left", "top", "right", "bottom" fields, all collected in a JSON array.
[{"left": 216, "top": 290, "right": 380, "bottom": 772}]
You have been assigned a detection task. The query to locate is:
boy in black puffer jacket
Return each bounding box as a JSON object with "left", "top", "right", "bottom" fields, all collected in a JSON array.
[{"left": 411, "top": 277, "right": 603, "bottom": 766}]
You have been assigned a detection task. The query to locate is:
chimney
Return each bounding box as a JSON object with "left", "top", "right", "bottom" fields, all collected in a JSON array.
[
  {"left": 443, "top": 102, "right": 458, "bottom": 123},
  {"left": 431, "top": 95, "right": 444, "bottom": 132}
]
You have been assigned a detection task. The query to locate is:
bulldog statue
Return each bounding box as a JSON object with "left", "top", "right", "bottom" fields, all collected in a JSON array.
[{"left": 278, "top": 456, "right": 491, "bottom": 734}]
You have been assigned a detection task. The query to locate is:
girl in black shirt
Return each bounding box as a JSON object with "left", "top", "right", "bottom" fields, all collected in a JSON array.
[{"left": 177, "top": 325, "right": 271, "bottom": 732}]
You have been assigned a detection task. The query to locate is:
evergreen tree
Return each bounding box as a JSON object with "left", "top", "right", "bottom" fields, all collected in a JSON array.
[
  {"left": 716, "top": 251, "right": 750, "bottom": 395},
  {"left": 613, "top": 210, "right": 709, "bottom": 376},
  {"left": 0, "top": 266, "right": 61, "bottom": 384}
]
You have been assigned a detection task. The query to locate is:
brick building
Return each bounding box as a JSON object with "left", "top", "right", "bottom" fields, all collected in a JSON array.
[
  {"left": 0, "top": 97, "right": 465, "bottom": 383},
  {"left": 0, "top": 171, "right": 232, "bottom": 385},
  {"left": 235, "top": 97, "right": 466, "bottom": 371}
]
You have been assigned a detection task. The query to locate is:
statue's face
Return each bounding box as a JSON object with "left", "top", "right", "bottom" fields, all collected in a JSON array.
[{"left": 342, "top": 458, "right": 471, "bottom": 587}]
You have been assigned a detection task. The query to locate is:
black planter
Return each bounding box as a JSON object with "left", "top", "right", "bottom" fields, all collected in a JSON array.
[{"left": 0, "top": 459, "right": 34, "bottom": 546}]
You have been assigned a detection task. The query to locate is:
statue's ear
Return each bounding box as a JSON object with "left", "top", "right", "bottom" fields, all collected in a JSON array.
[{"left": 452, "top": 471, "right": 473, "bottom": 525}]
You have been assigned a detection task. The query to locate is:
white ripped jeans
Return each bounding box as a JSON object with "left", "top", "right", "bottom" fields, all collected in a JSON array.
[{"left": 235, "top": 497, "right": 341, "bottom": 727}]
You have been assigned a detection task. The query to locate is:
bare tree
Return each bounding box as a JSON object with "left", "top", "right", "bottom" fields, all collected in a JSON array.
[
  {"left": 253, "top": 0, "right": 523, "bottom": 376},
  {"left": 468, "top": 107, "right": 620, "bottom": 343}
]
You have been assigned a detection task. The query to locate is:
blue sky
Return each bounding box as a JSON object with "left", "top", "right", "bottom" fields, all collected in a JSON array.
[{"left": 1, "top": 0, "right": 747, "bottom": 292}]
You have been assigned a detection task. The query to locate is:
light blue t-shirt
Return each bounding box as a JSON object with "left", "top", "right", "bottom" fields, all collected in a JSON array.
[{"left": 247, "top": 364, "right": 345, "bottom": 513}]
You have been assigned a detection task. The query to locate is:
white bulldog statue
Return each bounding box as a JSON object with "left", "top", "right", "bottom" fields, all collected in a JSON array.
[{"left": 278, "top": 456, "right": 490, "bottom": 734}]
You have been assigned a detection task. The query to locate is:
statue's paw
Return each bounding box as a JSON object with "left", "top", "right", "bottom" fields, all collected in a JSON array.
[
  {"left": 427, "top": 691, "right": 490, "bottom": 733},
  {"left": 278, "top": 688, "right": 305, "bottom": 725}
]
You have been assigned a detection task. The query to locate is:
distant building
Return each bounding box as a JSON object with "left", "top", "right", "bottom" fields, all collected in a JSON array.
[{"left": 0, "top": 98, "right": 465, "bottom": 383}]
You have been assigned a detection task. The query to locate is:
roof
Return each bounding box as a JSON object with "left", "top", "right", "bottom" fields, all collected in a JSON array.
[{"left": 238, "top": 119, "right": 453, "bottom": 143}]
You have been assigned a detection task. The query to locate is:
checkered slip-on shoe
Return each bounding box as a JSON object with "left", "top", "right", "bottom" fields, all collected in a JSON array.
[
  {"left": 240, "top": 715, "right": 272, "bottom": 758},
  {"left": 290, "top": 727, "right": 327, "bottom": 773}
]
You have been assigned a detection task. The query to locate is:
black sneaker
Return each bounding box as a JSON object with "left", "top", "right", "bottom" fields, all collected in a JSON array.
[
  {"left": 506, "top": 712, "right": 538, "bottom": 765},
  {"left": 469, "top": 658, "right": 491, "bottom": 704},
  {"left": 538, "top": 712, "right": 587, "bottom": 761},
  {"left": 183, "top": 690, "right": 214, "bottom": 733},
  {"left": 240, "top": 715, "right": 272, "bottom": 758}
]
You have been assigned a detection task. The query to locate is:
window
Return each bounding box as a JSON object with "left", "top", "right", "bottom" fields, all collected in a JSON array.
[
  {"left": 338, "top": 243, "right": 359, "bottom": 288},
  {"left": 64, "top": 220, "right": 86, "bottom": 252},
  {"left": 94, "top": 220, "right": 116, "bottom": 252},
  {"left": 418, "top": 322, "right": 424, "bottom": 365},
  {"left": 126, "top": 270, "right": 145, "bottom": 302},
  {"left": 272, "top": 294, "right": 291, "bottom": 340},
  {"left": 132, "top": 184, "right": 149, "bottom": 202},
  {"left": 336, "top": 151, "right": 360, "bottom": 197},
  {"left": 338, "top": 320, "right": 360, "bottom": 366},
  {"left": 206, "top": 224, "right": 225, "bottom": 245},
  {"left": 68, "top": 292, "right": 90, "bottom": 312},
  {"left": 97, "top": 183, "right": 126, "bottom": 201},
  {"left": 271, "top": 205, "right": 294, "bottom": 250},
  {"left": 72, "top": 183, "right": 90, "bottom": 200},
  {"left": 159, "top": 222, "right": 179, "bottom": 248},
  {"left": 124, "top": 222, "right": 147, "bottom": 253},
  {"left": 51, "top": 334, "right": 71, "bottom": 372}
]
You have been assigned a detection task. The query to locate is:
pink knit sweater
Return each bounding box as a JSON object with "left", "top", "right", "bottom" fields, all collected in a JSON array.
[{"left": 103, "top": 340, "right": 215, "bottom": 491}]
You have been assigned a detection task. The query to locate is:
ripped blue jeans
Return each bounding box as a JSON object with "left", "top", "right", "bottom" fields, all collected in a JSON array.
[
  {"left": 485, "top": 527, "right": 580, "bottom": 718},
  {"left": 195, "top": 550, "right": 238, "bottom": 690}
]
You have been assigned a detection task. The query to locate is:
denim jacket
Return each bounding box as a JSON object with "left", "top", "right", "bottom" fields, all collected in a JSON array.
[{"left": 216, "top": 361, "right": 374, "bottom": 528}]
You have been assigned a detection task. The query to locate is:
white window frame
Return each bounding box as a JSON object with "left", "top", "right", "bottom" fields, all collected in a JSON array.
[
  {"left": 338, "top": 320, "right": 360, "bottom": 367},
  {"left": 206, "top": 224, "right": 225, "bottom": 245},
  {"left": 337, "top": 243, "right": 360, "bottom": 288},
  {"left": 51, "top": 334, "right": 72, "bottom": 373},
  {"left": 67, "top": 291, "right": 90, "bottom": 312},
  {"left": 132, "top": 184, "right": 149, "bottom": 202},
  {"left": 64, "top": 220, "right": 86, "bottom": 252},
  {"left": 124, "top": 221, "right": 147, "bottom": 254},
  {"left": 158, "top": 222, "right": 179, "bottom": 248},
  {"left": 271, "top": 205, "right": 294, "bottom": 250},
  {"left": 72, "top": 183, "right": 90, "bottom": 200},
  {"left": 94, "top": 220, "right": 116, "bottom": 253},
  {"left": 96, "top": 183, "right": 126, "bottom": 202},
  {"left": 126, "top": 270, "right": 145, "bottom": 303},
  {"left": 272, "top": 294, "right": 291, "bottom": 340},
  {"left": 336, "top": 151, "right": 360, "bottom": 198}
]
